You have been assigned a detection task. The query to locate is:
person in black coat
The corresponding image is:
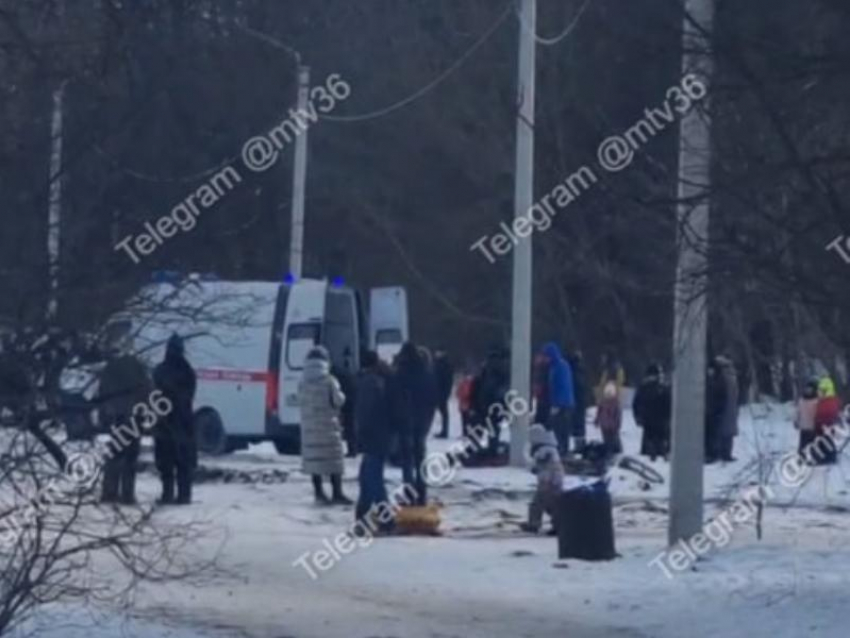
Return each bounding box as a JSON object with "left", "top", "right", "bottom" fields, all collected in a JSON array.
[
  {"left": 532, "top": 352, "right": 551, "bottom": 427},
  {"left": 568, "top": 351, "right": 588, "bottom": 452},
  {"left": 0, "top": 333, "right": 31, "bottom": 420},
  {"left": 433, "top": 350, "right": 454, "bottom": 439},
  {"left": 331, "top": 355, "right": 357, "bottom": 457},
  {"left": 393, "top": 342, "right": 436, "bottom": 505},
  {"left": 704, "top": 359, "right": 727, "bottom": 464},
  {"left": 471, "top": 346, "right": 510, "bottom": 458},
  {"left": 355, "top": 351, "right": 393, "bottom": 528},
  {"left": 153, "top": 334, "right": 197, "bottom": 505},
  {"left": 632, "top": 363, "right": 671, "bottom": 461}
]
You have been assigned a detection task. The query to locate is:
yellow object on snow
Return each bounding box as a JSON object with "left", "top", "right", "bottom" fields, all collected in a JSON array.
[{"left": 394, "top": 505, "right": 442, "bottom": 536}]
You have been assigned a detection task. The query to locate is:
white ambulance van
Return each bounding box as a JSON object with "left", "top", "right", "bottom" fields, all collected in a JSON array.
[{"left": 108, "top": 275, "right": 408, "bottom": 455}]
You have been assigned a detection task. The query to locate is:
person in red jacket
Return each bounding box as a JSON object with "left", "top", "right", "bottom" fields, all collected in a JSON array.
[{"left": 811, "top": 376, "right": 842, "bottom": 465}]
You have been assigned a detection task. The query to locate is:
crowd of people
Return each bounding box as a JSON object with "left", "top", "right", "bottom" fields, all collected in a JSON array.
[
  {"left": 90, "top": 333, "right": 850, "bottom": 537},
  {"left": 299, "top": 343, "right": 454, "bottom": 523},
  {"left": 2, "top": 328, "right": 846, "bottom": 538},
  {"left": 455, "top": 344, "right": 627, "bottom": 462}
]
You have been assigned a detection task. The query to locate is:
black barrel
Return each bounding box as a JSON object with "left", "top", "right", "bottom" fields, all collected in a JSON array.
[{"left": 557, "top": 481, "right": 616, "bottom": 561}]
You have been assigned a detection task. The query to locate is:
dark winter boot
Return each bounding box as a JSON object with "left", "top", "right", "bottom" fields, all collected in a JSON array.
[
  {"left": 158, "top": 472, "right": 175, "bottom": 505},
  {"left": 437, "top": 405, "right": 449, "bottom": 438},
  {"left": 572, "top": 437, "right": 586, "bottom": 455},
  {"left": 345, "top": 431, "right": 358, "bottom": 458},
  {"left": 331, "top": 474, "right": 352, "bottom": 505},
  {"left": 176, "top": 465, "right": 193, "bottom": 505},
  {"left": 119, "top": 465, "right": 137, "bottom": 506},
  {"left": 100, "top": 467, "right": 119, "bottom": 504},
  {"left": 313, "top": 475, "right": 331, "bottom": 505}
]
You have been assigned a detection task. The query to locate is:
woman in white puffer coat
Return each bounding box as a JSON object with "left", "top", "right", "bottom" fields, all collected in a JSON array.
[{"left": 298, "top": 345, "right": 351, "bottom": 505}]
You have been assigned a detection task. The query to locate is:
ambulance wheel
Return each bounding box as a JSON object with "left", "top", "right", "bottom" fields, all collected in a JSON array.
[
  {"left": 195, "top": 408, "right": 229, "bottom": 456},
  {"left": 272, "top": 438, "right": 298, "bottom": 455}
]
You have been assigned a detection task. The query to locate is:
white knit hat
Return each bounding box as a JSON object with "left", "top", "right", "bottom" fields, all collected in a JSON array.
[{"left": 529, "top": 423, "right": 557, "bottom": 447}]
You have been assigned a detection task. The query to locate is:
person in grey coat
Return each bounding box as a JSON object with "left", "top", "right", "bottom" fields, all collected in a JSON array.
[
  {"left": 299, "top": 345, "right": 351, "bottom": 505},
  {"left": 99, "top": 335, "right": 153, "bottom": 505},
  {"left": 715, "top": 355, "right": 739, "bottom": 462},
  {"left": 521, "top": 423, "right": 565, "bottom": 534}
]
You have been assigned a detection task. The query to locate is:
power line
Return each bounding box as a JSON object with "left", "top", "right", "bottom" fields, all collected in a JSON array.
[
  {"left": 95, "top": 5, "right": 512, "bottom": 183},
  {"left": 98, "top": 4, "right": 516, "bottom": 181},
  {"left": 93, "top": 144, "right": 241, "bottom": 184},
  {"left": 232, "top": 21, "right": 302, "bottom": 64},
  {"left": 517, "top": 0, "right": 594, "bottom": 47},
  {"left": 320, "top": 3, "right": 515, "bottom": 123}
]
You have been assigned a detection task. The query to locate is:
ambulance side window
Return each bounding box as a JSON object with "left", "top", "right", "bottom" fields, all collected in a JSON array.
[
  {"left": 286, "top": 324, "right": 320, "bottom": 370},
  {"left": 375, "top": 329, "right": 402, "bottom": 345}
]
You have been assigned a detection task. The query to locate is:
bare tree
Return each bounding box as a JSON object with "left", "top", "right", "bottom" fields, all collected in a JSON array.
[{"left": 0, "top": 323, "right": 218, "bottom": 636}]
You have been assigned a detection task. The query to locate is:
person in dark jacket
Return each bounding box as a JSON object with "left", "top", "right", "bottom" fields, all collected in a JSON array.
[
  {"left": 355, "top": 351, "right": 393, "bottom": 529},
  {"left": 715, "top": 355, "right": 739, "bottom": 462},
  {"left": 0, "top": 333, "right": 31, "bottom": 420},
  {"left": 433, "top": 350, "right": 454, "bottom": 439},
  {"left": 153, "top": 334, "right": 197, "bottom": 505},
  {"left": 393, "top": 342, "right": 436, "bottom": 505},
  {"left": 532, "top": 352, "right": 551, "bottom": 427},
  {"left": 704, "top": 359, "right": 727, "bottom": 464},
  {"left": 541, "top": 342, "right": 575, "bottom": 457},
  {"left": 98, "top": 335, "right": 152, "bottom": 505},
  {"left": 419, "top": 346, "right": 439, "bottom": 433},
  {"left": 471, "top": 345, "right": 511, "bottom": 458},
  {"left": 632, "top": 363, "right": 671, "bottom": 461},
  {"left": 568, "top": 350, "right": 588, "bottom": 453},
  {"left": 331, "top": 355, "right": 357, "bottom": 457}
]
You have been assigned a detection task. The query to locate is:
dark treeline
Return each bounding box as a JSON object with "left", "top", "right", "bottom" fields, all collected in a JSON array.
[{"left": 0, "top": 0, "right": 848, "bottom": 394}]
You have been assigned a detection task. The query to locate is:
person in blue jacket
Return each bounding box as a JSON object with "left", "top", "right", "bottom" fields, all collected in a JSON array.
[{"left": 541, "top": 342, "right": 575, "bottom": 457}]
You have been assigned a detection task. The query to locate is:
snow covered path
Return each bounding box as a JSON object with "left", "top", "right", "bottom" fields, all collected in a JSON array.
[
  {"left": 123, "top": 466, "right": 850, "bottom": 638},
  {"left": 31, "top": 401, "right": 850, "bottom": 637},
  {"left": 112, "top": 401, "right": 850, "bottom": 638}
]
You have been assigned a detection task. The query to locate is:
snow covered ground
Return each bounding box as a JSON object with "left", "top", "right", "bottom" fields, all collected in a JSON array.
[{"left": 29, "top": 400, "right": 850, "bottom": 637}]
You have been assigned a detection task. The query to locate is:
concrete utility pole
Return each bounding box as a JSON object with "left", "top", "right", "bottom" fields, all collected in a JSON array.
[
  {"left": 289, "top": 65, "right": 310, "bottom": 279},
  {"left": 509, "top": 0, "right": 536, "bottom": 467},
  {"left": 46, "top": 80, "right": 68, "bottom": 321},
  {"left": 668, "top": 0, "right": 716, "bottom": 545}
]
